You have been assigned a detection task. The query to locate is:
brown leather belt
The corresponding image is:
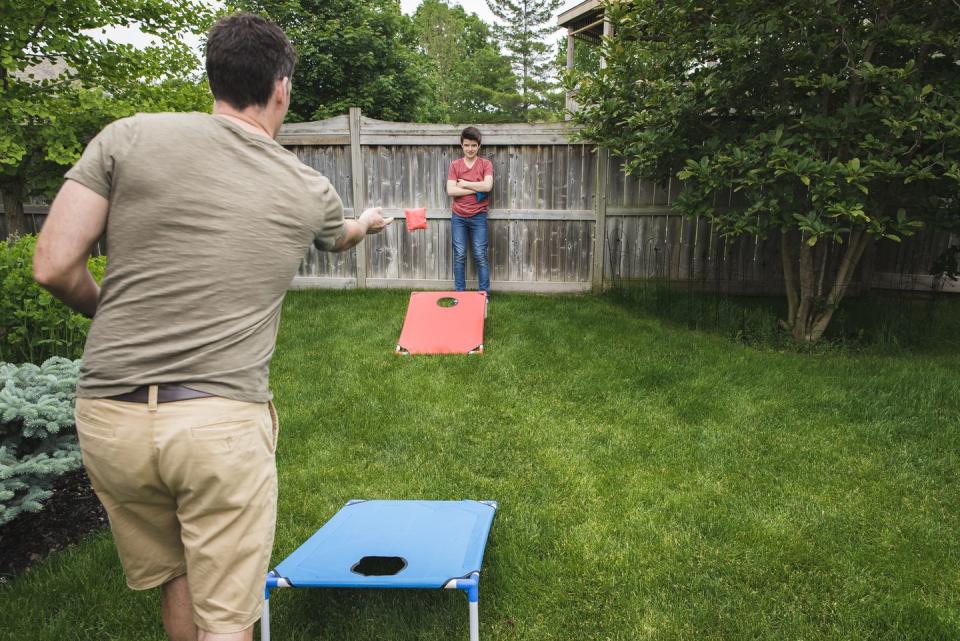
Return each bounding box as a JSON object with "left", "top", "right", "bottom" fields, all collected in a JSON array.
[{"left": 107, "top": 384, "right": 216, "bottom": 404}]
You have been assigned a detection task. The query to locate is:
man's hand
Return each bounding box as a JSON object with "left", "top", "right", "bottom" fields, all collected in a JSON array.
[
  {"left": 330, "top": 206, "right": 394, "bottom": 252},
  {"left": 358, "top": 207, "right": 394, "bottom": 234},
  {"left": 455, "top": 179, "right": 477, "bottom": 192}
]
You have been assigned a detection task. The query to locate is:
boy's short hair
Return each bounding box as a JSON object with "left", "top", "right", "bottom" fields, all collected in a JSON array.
[
  {"left": 206, "top": 12, "right": 297, "bottom": 110},
  {"left": 460, "top": 127, "right": 482, "bottom": 144}
]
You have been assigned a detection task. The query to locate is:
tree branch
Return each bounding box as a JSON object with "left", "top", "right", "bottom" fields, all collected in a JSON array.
[
  {"left": 780, "top": 230, "right": 799, "bottom": 328},
  {"left": 794, "top": 238, "right": 816, "bottom": 339},
  {"left": 847, "top": 40, "right": 877, "bottom": 110},
  {"left": 22, "top": 3, "right": 55, "bottom": 55},
  {"left": 824, "top": 228, "right": 870, "bottom": 310},
  {"left": 816, "top": 241, "right": 830, "bottom": 298}
]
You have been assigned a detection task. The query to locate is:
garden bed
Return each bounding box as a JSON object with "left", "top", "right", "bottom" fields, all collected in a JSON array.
[{"left": 0, "top": 469, "right": 106, "bottom": 585}]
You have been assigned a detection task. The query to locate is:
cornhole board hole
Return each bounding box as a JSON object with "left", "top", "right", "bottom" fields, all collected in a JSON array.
[
  {"left": 262, "top": 499, "right": 498, "bottom": 641},
  {"left": 396, "top": 291, "right": 487, "bottom": 355}
]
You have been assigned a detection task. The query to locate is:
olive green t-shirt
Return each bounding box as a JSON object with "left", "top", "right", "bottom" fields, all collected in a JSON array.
[{"left": 65, "top": 112, "right": 346, "bottom": 402}]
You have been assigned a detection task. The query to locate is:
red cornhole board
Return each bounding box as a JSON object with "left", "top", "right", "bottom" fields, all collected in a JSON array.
[{"left": 396, "top": 291, "right": 487, "bottom": 355}]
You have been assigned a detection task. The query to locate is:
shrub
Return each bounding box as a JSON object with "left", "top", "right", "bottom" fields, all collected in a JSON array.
[
  {"left": 0, "top": 235, "right": 106, "bottom": 364},
  {"left": 0, "top": 357, "right": 82, "bottom": 526}
]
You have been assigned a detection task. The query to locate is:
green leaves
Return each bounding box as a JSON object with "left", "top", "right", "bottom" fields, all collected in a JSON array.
[
  {"left": 0, "top": 235, "right": 106, "bottom": 364},
  {"left": 411, "top": 0, "right": 522, "bottom": 123},
  {"left": 1, "top": 0, "right": 212, "bottom": 215},
  {"left": 482, "top": 0, "right": 563, "bottom": 121},
  {"left": 236, "top": 0, "right": 436, "bottom": 123},
  {"left": 572, "top": 0, "right": 959, "bottom": 341},
  {"left": 792, "top": 211, "right": 848, "bottom": 246},
  {"left": 574, "top": 0, "right": 960, "bottom": 245}
]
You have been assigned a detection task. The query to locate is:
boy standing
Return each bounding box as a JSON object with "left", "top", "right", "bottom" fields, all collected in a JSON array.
[{"left": 446, "top": 127, "right": 494, "bottom": 296}]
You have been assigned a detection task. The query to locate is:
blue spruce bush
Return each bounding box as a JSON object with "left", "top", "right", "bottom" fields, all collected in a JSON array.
[{"left": 0, "top": 357, "right": 82, "bottom": 525}]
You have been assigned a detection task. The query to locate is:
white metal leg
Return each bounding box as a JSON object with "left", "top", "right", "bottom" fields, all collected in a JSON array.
[
  {"left": 445, "top": 572, "right": 481, "bottom": 641},
  {"left": 261, "top": 596, "right": 271, "bottom": 641},
  {"left": 469, "top": 600, "right": 479, "bottom": 641}
]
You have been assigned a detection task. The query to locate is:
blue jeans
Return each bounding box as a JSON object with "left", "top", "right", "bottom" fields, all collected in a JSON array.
[{"left": 451, "top": 212, "right": 489, "bottom": 294}]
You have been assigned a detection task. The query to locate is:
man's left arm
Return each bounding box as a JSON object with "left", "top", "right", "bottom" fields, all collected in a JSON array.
[
  {"left": 33, "top": 180, "right": 108, "bottom": 318},
  {"left": 457, "top": 163, "right": 493, "bottom": 192},
  {"left": 456, "top": 178, "right": 492, "bottom": 191}
]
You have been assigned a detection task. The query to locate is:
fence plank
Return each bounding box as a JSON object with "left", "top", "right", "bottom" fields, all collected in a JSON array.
[
  {"left": 591, "top": 150, "right": 610, "bottom": 291},
  {"left": 349, "top": 107, "right": 367, "bottom": 288}
]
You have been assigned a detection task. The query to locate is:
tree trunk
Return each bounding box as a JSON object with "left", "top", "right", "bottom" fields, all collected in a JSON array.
[
  {"left": 1, "top": 179, "right": 28, "bottom": 240},
  {"left": 780, "top": 230, "right": 799, "bottom": 327},
  {"left": 807, "top": 231, "right": 872, "bottom": 341},
  {"left": 780, "top": 229, "right": 874, "bottom": 343},
  {"left": 793, "top": 240, "right": 817, "bottom": 341}
]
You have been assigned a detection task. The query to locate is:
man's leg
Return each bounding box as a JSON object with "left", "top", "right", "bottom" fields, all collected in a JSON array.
[
  {"left": 469, "top": 213, "right": 490, "bottom": 295},
  {"left": 162, "top": 574, "right": 254, "bottom": 641},
  {"left": 198, "top": 626, "right": 254, "bottom": 641},
  {"left": 161, "top": 397, "right": 278, "bottom": 638},
  {"left": 74, "top": 398, "right": 190, "bottom": 636},
  {"left": 451, "top": 213, "right": 468, "bottom": 291},
  {"left": 162, "top": 575, "right": 197, "bottom": 641}
]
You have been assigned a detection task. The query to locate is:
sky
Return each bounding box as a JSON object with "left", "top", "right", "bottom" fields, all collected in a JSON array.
[
  {"left": 401, "top": 0, "right": 499, "bottom": 24},
  {"left": 96, "top": 0, "right": 582, "bottom": 50},
  {"left": 403, "top": 0, "right": 579, "bottom": 38}
]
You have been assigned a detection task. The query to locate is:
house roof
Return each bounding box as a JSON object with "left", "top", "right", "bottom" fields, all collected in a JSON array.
[{"left": 557, "top": 0, "right": 604, "bottom": 42}]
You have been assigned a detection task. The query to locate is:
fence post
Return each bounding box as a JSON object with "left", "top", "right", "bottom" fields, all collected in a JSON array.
[
  {"left": 591, "top": 148, "right": 609, "bottom": 293},
  {"left": 349, "top": 107, "right": 367, "bottom": 289}
]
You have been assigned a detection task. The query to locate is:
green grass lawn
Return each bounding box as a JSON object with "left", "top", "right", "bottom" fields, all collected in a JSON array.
[{"left": 3, "top": 289, "right": 958, "bottom": 640}]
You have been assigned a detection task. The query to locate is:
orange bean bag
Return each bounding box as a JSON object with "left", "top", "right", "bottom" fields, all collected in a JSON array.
[{"left": 405, "top": 207, "right": 427, "bottom": 231}]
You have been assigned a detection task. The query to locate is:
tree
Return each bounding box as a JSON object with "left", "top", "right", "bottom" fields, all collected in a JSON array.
[
  {"left": 484, "top": 0, "right": 564, "bottom": 121},
  {"left": 411, "top": 0, "right": 521, "bottom": 124},
  {"left": 575, "top": 0, "right": 960, "bottom": 342},
  {"left": 0, "top": 0, "right": 214, "bottom": 239},
  {"left": 233, "top": 0, "right": 435, "bottom": 123}
]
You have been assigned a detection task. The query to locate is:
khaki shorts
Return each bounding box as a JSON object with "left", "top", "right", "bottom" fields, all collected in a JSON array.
[{"left": 75, "top": 393, "right": 279, "bottom": 634}]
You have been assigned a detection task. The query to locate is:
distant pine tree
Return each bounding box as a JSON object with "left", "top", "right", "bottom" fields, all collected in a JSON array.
[
  {"left": 484, "top": 0, "right": 564, "bottom": 121},
  {"left": 412, "top": 0, "right": 523, "bottom": 123}
]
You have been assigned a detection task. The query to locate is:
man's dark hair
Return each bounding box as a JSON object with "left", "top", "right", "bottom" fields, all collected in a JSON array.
[
  {"left": 460, "top": 127, "right": 482, "bottom": 144},
  {"left": 206, "top": 12, "right": 297, "bottom": 110}
]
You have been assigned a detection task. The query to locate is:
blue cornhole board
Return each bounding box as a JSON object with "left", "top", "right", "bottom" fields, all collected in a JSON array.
[{"left": 262, "top": 499, "right": 498, "bottom": 641}]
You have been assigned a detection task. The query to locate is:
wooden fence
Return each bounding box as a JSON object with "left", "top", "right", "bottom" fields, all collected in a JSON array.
[
  {"left": 279, "top": 109, "right": 957, "bottom": 294},
  {"left": 4, "top": 108, "right": 957, "bottom": 294},
  {"left": 280, "top": 109, "right": 599, "bottom": 292}
]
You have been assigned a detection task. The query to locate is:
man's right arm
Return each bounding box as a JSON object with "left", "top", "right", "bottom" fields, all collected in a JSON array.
[
  {"left": 447, "top": 179, "right": 475, "bottom": 197},
  {"left": 328, "top": 207, "right": 393, "bottom": 252},
  {"left": 33, "top": 180, "right": 108, "bottom": 318}
]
